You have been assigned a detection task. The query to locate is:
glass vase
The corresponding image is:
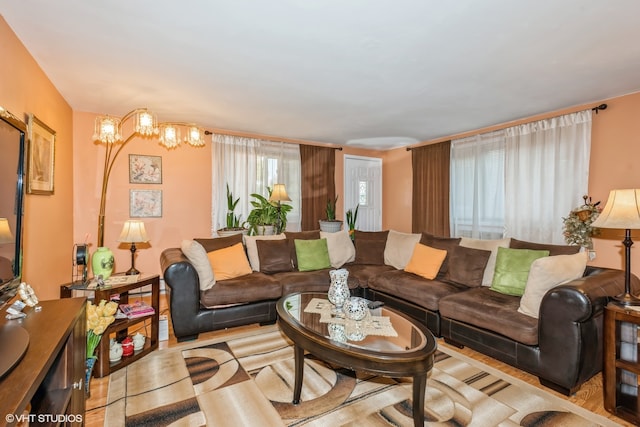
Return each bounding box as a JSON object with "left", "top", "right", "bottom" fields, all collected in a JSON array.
[{"left": 328, "top": 268, "right": 350, "bottom": 317}]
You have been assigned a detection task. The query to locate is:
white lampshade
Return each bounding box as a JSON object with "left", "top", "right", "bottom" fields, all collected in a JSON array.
[
  {"left": 0, "top": 218, "right": 13, "bottom": 244},
  {"left": 270, "top": 184, "right": 291, "bottom": 202},
  {"left": 591, "top": 189, "right": 640, "bottom": 230},
  {"left": 117, "top": 220, "right": 149, "bottom": 243}
]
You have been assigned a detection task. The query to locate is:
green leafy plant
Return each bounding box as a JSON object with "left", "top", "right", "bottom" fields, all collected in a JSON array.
[
  {"left": 223, "top": 184, "right": 243, "bottom": 230},
  {"left": 325, "top": 195, "right": 339, "bottom": 221},
  {"left": 345, "top": 204, "right": 359, "bottom": 239},
  {"left": 246, "top": 187, "right": 292, "bottom": 235}
]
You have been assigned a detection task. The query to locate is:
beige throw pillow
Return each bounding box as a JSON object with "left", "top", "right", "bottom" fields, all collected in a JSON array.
[
  {"left": 459, "top": 237, "right": 511, "bottom": 286},
  {"left": 518, "top": 251, "right": 587, "bottom": 318},
  {"left": 181, "top": 239, "right": 215, "bottom": 290},
  {"left": 243, "top": 234, "right": 286, "bottom": 271},
  {"left": 320, "top": 230, "right": 356, "bottom": 268},
  {"left": 384, "top": 230, "right": 422, "bottom": 270}
]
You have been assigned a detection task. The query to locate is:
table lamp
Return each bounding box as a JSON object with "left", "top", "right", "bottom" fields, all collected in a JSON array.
[
  {"left": 117, "top": 220, "right": 149, "bottom": 275},
  {"left": 591, "top": 189, "right": 640, "bottom": 306},
  {"left": 269, "top": 184, "right": 291, "bottom": 234}
]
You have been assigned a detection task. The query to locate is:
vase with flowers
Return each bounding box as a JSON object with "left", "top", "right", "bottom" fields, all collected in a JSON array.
[
  {"left": 85, "top": 299, "right": 118, "bottom": 395},
  {"left": 562, "top": 195, "right": 602, "bottom": 250}
]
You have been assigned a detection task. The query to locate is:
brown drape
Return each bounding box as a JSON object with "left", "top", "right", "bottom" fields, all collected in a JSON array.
[
  {"left": 300, "top": 145, "right": 336, "bottom": 231},
  {"left": 411, "top": 141, "right": 451, "bottom": 236}
]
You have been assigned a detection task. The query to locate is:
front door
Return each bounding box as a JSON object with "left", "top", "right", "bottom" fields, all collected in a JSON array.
[{"left": 344, "top": 155, "right": 382, "bottom": 231}]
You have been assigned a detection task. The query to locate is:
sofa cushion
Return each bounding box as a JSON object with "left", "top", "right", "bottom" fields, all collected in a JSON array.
[
  {"left": 354, "top": 230, "right": 389, "bottom": 265},
  {"left": 195, "top": 233, "right": 243, "bottom": 252},
  {"left": 295, "top": 238, "right": 332, "bottom": 271},
  {"left": 368, "top": 270, "right": 468, "bottom": 311},
  {"left": 384, "top": 230, "right": 422, "bottom": 269},
  {"left": 420, "top": 233, "right": 461, "bottom": 277},
  {"left": 285, "top": 230, "right": 321, "bottom": 268},
  {"left": 256, "top": 239, "right": 294, "bottom": 274},
  {"left": 181, "top": 239, "right": 215, "bottom": 290},
  {"left": 509, "top": 238, "right": 581, "bottom": 256},
  {"left": 345, "top": 264, "right": 395, "bottom": 288},
  {"left": 278, "top": 268, "right": 335, "bottom": 295},
  {"left": 518, "top": 251, "right": 588, "bottom": 318},
  {"left": 459, "top": 237, "right": 511, "bottom": 286},
  {"left": 490, "top": 247, "right": 549, "bottom": 296},
  {"left": 320, "top": 230, "right": 356, "bottom": 268},
  {"left": 200, "top": 272, "right": 281, "bottom": 307},
  {"left": 439, "top": 287, "right": 539, "bottom": 346},
  {"left": 244, "top": 234, "right": 286, "bottom": 271},
  {"left": 404, "top": 243, "right": 447, "bottom": 280},
  {"left": 206, "top": 242, "right": 253, "bottom": 280},
  {"left": 444, "top": 245, "right": 491, "bottom": 287}
]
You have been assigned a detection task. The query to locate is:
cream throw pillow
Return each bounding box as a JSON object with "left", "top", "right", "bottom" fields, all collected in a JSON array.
[
  {"left": 384, "top": 230, "right": 422, "bottom": 270},
  {"left": 460, "top": 237, "right": 511, "bottom": 286},
  {"left": 181, "top": 239, "right": 215, "bottom": 290},
  {"left": 518, "top": 251, "right": 587, "bottom": 318},
  {"left": 243, "top": 234, "right": 286, "bottom": 271},
  {"left": 320, "top": 230, "right": 356, "bottom": 268}
]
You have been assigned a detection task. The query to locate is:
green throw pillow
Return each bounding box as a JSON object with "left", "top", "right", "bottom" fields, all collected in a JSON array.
[
  {"left": 294, "top": 238, "right": 331, "bottom": 271},
  {"left": 490, "top": 247, "right": 549, "bottom": 296}
]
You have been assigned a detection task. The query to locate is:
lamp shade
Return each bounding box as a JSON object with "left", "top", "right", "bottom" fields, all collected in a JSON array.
[
  {"left": 0, "top": 218, "right": 13, "bottom": 244},
  {"left": 117, "top": 220, "right": 149, "bottom": 243},
  {"left": 269, "top": 184, "right": 291, "bottom": 202},
  {"left": 591, "top": 189, "right": 640, "bottom": 230}
]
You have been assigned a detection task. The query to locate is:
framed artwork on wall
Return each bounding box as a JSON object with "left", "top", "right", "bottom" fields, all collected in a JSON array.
[
  {"left": 130, "top": 189, "right": 162, "bottom": 218},
  {"left": 27, "top": 114, "right": 56, "bottom": 195},
  {"left": 129, "top": 154, "right": 162, "bottom": 184}
]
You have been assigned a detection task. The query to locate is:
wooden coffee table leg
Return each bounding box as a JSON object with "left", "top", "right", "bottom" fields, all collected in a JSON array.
[
  {"left": 292, "top": 344, "right": 304, "bottom": 404},
  {"left": 412, "top": 372, "right": 426, "bottom": 427}
]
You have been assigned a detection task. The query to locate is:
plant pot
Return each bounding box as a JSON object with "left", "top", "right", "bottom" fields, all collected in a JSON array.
[
  {"left": 256, "top": 225, "right": 276, "bottom": 235},
  {"left": 217, "top": 228, "right": 248, "bottom": 238},
  {"left": 319, "top": 220, "right": 343, "bottom": 233}
]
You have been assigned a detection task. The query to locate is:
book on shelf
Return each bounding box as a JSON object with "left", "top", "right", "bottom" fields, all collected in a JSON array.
[{"left": 119, "top": 300, "right": 155, "bottom": 319}]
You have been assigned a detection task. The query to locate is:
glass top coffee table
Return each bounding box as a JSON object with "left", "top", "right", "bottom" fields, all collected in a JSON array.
[{"left": 276, "top": 292, "right": 436, "bottom": 427}]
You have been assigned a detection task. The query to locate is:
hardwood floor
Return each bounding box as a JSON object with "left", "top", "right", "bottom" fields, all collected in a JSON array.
[{"left": 84, "top": 296, "right": 632, "bottom": 426}]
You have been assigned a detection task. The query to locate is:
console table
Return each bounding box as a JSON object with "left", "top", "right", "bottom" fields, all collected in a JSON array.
[
  {"left": 0, "top": 297, "right": 86, "bottom": 426},
  {"left": 60, "top": 274, "right": 160, "bottom": 378}
]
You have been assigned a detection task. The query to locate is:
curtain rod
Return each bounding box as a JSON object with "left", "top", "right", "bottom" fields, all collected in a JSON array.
[
  {"left": 406, "top": 103, "right": 608, "bottom": 151},
  {"left": 204, "top": 129, "right": 343, "bottom": 150}
]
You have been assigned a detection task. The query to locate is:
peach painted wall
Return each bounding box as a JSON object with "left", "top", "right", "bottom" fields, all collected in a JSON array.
[
  {"left": 0, "top": 17, "right": 74, "bottom": 300},
  {"left": 73, "top": 111, "right": 212, "bottom": 278},
  {"left": 382, "top": 91, "right": 640, "bottom": 277}
]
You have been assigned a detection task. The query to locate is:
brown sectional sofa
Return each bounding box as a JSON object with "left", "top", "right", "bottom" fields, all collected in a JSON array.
[{"left": 160, "top": 229, "right": 638, "bottom": 395}]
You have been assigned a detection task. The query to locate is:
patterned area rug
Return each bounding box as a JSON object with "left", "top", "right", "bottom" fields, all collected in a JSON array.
[{"left": 102, "top": 325, "right": 618, "bottom": 426}]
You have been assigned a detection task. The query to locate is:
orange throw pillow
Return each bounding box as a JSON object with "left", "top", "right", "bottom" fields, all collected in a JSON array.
[
  {"left": 404, "top": 243, "right": 447, "bottom": 280},
  {"left": 207, "top": 242, "right": 252, "bottom": 280}
]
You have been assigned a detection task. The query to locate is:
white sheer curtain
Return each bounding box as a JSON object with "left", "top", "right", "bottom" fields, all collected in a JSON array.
[
  {"left": 450, "top": 130, "right": 506, "bottom": 239},
  {"left": 211, "top": 134, "right": 301, "bottom": 235},
  {"left": 504, "top": 110, "right": 592, "bottom": 243}
]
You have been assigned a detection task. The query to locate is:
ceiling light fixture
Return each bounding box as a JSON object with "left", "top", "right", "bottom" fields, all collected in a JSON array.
[{"left": 93, "top": 108, "right": 206, "bottom": 247}]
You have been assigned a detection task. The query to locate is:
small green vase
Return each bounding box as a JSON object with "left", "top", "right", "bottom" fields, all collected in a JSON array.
[{"left": 92, "top": 247, "right": 114, "bottom": 279}]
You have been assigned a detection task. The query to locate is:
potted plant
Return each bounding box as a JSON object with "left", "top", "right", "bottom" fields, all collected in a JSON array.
[
  {"left": 217, "top": 184, "right": 248, "bottom": 237},
  {"left": 345, "top": 204, "right": 359, "bottom": 240},
  {"left": 247, "top": 187, "right": 292, "bottom": 235},
  {"left": 319, "top": 195, "right": 343, "bottom": 232}
]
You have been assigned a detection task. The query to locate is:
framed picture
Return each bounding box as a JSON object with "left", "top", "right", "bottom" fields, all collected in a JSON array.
[
  {"left": 27, "top": 114, "right": 56, "bottom": 195},
  {"left": 129, "top": 154, "right": 162, "bottom": 184},
  {"left": 130, "top": 190, "right": 162, "bottom": 218}
]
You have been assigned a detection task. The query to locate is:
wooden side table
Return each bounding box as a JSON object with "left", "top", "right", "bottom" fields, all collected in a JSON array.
[
  {"left": 604, "top": 303, "right": 640, "bottom": 424},
  {"left": 61, "top": 274, "right": 160, "bottom": 378}
]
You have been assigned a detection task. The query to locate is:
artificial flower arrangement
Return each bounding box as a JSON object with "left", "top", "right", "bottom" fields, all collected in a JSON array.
[
  {"left": 562, "top": 195, "right": 601, "bottom": 249},
  {"left": 86, "top": 299, "right": 118, "bottom": 360}
]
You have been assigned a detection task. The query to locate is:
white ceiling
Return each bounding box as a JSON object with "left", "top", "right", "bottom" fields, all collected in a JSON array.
[{"left": 2, "top": 1, "right": 640, "bottom": 150}]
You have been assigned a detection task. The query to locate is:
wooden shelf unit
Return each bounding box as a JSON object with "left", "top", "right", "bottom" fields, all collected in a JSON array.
[
  {"left": 604, "top": 303, "right": 640, "bottom": 424},
  {"left": 0, "top": 298, "right": 86, "bottom": 426}
]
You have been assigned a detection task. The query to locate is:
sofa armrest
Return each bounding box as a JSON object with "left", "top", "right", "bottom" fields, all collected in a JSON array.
[
  {"left": 537, "top": 266, "right": 637, "bottom": 393},
  {"left": 160, "top": 248, "right": 202, "bottom": 339}
]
